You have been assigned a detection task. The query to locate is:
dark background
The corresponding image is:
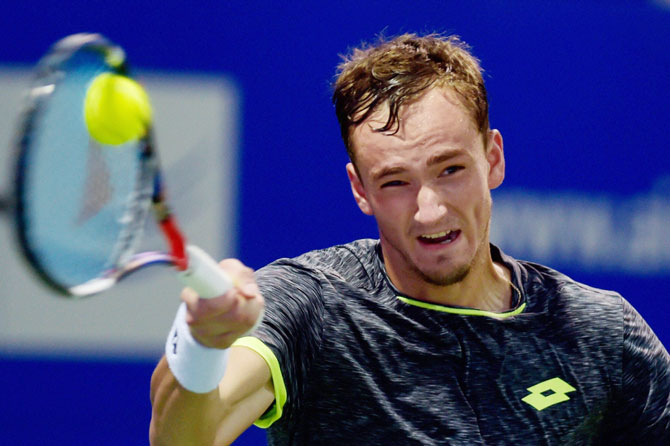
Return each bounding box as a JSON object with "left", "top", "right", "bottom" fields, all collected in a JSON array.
[{"left": 1, "top": 1, "right": 669, "bottom": 444}]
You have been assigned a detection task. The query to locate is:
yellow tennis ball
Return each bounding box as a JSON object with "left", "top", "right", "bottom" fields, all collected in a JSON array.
[{"left": 83, "top": 72, "right": 152, "bottom": 146}]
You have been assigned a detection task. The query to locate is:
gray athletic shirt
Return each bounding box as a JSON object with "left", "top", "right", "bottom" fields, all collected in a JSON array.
[{"left": 237, "top": 239, "right": 670, "bottom": 444}]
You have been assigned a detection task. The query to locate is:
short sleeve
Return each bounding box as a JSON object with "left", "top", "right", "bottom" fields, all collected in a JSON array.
[
  {"left": 600, "top": 300, "right": 670, "bottom": 442},
  {"left": 242, "top": 259, "right": 326, "bottom": 428}
]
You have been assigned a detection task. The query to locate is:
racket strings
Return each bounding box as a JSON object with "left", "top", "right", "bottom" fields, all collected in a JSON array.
[{"left": 77, "top": 141, "right": 113, "bottom": 225}]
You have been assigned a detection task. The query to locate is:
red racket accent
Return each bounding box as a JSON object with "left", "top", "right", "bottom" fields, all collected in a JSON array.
[{"left": 160, "top": 215, "right": 188, "bottom": 271}]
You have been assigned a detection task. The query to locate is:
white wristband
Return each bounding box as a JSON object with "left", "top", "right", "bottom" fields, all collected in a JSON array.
[{"left": 165, "top": 303, "right": 230, "bottom": 394}]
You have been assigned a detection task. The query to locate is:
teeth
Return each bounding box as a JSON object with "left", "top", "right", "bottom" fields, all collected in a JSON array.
[{"left": 422, "top": 230, "right": 451, "bottom": 239}]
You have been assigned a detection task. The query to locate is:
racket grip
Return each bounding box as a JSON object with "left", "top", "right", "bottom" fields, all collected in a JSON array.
[{"left": 176, "top": 245, "right": 233, "bottom": 299}]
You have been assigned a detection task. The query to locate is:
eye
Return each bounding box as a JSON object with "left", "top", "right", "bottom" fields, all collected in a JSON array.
[
  {"left": 380, "top": 180, "right": 407, "bottom": 188},
  {"left": 441, "top": 165, "right": 464, "bottom": 176}
]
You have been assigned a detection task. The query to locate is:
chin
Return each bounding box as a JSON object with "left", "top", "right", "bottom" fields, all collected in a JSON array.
[{"left": 416, "top": 262, "right": 471, "bottom": 287}]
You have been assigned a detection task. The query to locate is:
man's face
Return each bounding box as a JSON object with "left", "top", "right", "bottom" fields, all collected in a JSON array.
[{"left": 347, "top": 87, "right": 505, "bottom": 292}]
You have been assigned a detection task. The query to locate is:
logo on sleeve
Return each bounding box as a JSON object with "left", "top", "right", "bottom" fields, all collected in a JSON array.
[
  {"left": 522, "top": 377, "right": 576, "bottom": 411},
  {"left": 172, "top": 329, "right": 179, "bottom": 354}
]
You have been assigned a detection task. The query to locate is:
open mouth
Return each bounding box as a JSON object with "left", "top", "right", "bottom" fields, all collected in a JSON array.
[{"left": 417, "top": 230, "right": 460, "bottom": 245}]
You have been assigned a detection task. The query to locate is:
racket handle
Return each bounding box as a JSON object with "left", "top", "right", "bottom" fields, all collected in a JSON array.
[{"left": 176, "top": 245, "right": 233, "bottom": 299}]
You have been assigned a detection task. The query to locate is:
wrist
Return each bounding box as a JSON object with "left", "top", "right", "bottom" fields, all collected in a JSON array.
[{"left": 165, "top": 303, "right": 230, "bottom": 394}]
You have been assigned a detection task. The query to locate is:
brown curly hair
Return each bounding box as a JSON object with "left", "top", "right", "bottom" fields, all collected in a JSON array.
[{"left": 333, "top": 33, "right": 489, "bottom": 163}]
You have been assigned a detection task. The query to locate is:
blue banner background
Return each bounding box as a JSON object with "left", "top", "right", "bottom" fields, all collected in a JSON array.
[{"left": 1, "top": 1, "right": 668, "bottom": 444}]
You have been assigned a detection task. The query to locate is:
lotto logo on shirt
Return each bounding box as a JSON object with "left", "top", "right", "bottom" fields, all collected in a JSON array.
[{"left": 522, "top": 377, "right": 577, "bottom": 411}]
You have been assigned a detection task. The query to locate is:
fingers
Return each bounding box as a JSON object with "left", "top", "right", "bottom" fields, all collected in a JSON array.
[
  {"left": 180, "top": 258, "right": 264, "bottom": 349},
  {"left": 181, "top": 286, "right": 237, "bottom": 320},
  {"left": 220, "top": 258, "right": 260, "bottom": 300}
]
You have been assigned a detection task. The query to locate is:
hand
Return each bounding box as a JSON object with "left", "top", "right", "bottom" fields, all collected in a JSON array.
[{"left": 180, "top": 259, "right": 264, "bottom": 349}]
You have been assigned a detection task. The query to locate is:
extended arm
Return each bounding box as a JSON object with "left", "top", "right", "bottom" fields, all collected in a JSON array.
[
  {"left": 150, "top": 346, "right": 274, "bottom": 445},
  {"left": 149, "top": 259, "right": 273, "bottom": 445}
]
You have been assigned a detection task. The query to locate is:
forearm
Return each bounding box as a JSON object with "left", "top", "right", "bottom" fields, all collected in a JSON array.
[
  {"left": 150, "top": 356, "right": 228, "bottom": 445},
  {"left": 150, "top": 347, "right": 275, "bottom": 446}
]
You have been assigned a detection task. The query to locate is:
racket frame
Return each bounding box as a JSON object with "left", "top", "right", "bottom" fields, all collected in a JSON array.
[{"left": 12, "top": 33, "right": 190, "bottom": 297}]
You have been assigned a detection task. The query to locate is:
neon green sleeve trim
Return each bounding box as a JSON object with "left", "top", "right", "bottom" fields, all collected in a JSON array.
[
  {"left": 397, "top": 296, "right": 526, "bottom": 319},
  {"left": 232, "top": 336, "right": 287, "bottom": 428}
]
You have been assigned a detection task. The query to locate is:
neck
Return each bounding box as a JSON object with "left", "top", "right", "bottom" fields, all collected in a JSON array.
[{"left": 384, "top": 244, "right": 514, "bottom": 313}]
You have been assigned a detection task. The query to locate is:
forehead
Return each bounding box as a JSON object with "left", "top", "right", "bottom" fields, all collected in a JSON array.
[{"left": 350, "top": 88, "right": 482, "bottom": 166}]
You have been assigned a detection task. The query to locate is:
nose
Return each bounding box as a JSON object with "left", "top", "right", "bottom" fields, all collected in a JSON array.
[{"left": 414, "top": 185, "right": 447, "bottom": 225}]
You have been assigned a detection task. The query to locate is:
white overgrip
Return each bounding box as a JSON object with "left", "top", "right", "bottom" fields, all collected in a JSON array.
[{"left": 176, "top": 244, "right": 233, "bottom": 298}]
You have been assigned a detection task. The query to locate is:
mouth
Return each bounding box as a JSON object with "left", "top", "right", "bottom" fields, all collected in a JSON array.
[{"left": 417, "top": 230, "right": 461, "bottom": 246}]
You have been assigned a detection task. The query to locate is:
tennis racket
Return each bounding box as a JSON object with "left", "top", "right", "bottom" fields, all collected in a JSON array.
[{"left": 11, "top": 33, "right": 232, "bottom": 299}]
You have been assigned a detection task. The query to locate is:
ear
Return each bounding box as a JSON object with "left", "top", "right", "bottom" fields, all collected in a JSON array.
[
  {"left": 486, "top": 129, "right": 505, "bottom": 190},
  {"left": 346, "top": 163, "right": 373, "bottom": 215}
]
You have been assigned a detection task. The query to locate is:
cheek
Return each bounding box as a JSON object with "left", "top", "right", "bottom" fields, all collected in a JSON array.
[
  {"left": 369, "top": 192, "right": 414, "bottom": 230},
  {"left": 370, "top": 189, "right": 410, "bottom": 215},
  {"left": 471, "top": 190, "right": 492, "bottom": 233},
  {"left": 456, "top": 173, "right": 492, "bottom": 223}
]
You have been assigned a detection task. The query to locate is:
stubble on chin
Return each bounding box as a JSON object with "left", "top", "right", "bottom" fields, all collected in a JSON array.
[
  {"left": 415, "top": 261, "right": 471, "bottom": 287},
  {"left": 395, "top": 240, "right": 473, "bottom": 287},
  {"left": 382, "top": 232, "right": 476, "bottom": 288}
]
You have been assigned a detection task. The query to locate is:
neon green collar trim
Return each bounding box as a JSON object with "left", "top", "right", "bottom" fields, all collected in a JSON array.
[{"left": 397, "top": 296, "right": 526, "bottom": 319}]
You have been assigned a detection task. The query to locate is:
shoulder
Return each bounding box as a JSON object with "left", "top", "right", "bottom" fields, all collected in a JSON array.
[
  {"left": 293, "top": 238, "right": 379, "bottom": 269},
  {"left": 515, "top": 257, "right": 624, "bottom": 315},
  {"left": 257, "top": 239, "right": 381, "bottom": 285},
  {"left": 253, "top": 239, "right": 384, "bottom": 305},
  {"left": 495, "top": 245, "right": 623, "bottom": 316},
  {"left": 504, "top": 255, "right": 627, "bottom": 350}
]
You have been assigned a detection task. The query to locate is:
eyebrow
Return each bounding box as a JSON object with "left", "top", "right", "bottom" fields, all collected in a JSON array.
[
  {"left": 425, "top": 149, "right": 462, "bottom": 167},
  {"left": 370, "top": 149, "right": 463, "bottom": 182},
  {"left": 371, "top": 165, "right": 407, "bottom": 182}
]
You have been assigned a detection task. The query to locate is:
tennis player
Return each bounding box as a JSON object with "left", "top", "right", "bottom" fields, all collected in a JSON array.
[{"left": 150, "top": 34, "right": 670, "bottom": 445}]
